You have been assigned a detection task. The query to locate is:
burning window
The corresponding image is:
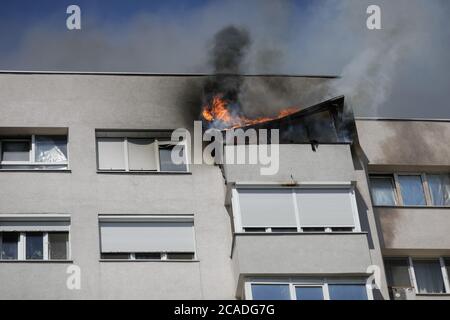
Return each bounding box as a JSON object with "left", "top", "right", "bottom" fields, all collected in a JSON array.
[{"left": 201, "top": 93, "right": 353, "bottom": 145}]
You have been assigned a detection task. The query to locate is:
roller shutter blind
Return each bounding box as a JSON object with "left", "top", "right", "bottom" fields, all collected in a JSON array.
[
  {"left": 0, "top": 220, "right": 70, "bottom": 232},
  {"left": 97, "top": 138, "right": 125, "bottom": 170},
  {"left": 100, "top": 221, "right": 195, "bottom": 253},
  {"left": 237, "top": 189, "right": 297, "bottom": 227},
  {"left": 296, "top": 188, "right": 355, "bottom": 227},
  {"left": 127, "top": 139, "right": 157, "bottom": 171}
]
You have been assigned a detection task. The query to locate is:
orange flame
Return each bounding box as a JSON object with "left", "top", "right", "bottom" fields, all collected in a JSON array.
[{"left": 202, "top": 95, "right": 299, "bottom": 129}]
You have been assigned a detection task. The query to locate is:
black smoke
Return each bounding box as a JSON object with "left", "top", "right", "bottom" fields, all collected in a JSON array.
[{"left": 202, "top": 26, "right": 251, "bottom": 128}]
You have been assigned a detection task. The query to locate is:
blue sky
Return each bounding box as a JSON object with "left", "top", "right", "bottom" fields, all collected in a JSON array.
[{"left": 0, "top": 0, "right": 449, "bottom": 118}]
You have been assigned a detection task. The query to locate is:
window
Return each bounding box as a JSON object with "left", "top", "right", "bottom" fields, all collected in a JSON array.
[
  {"left": 0, "top": 232, "right": 19, "bottom": 260},
  {"left": 387, "top": 257, "right": 450, "bottom": 296},
  {"left": 99, "top": 215, "right": 196, "bottom": 261},
  {"left": 135, "top": 252, "right": 161, "bottom": 260},
  {"left": 166, "top": 252, "right": 195, "bottom": 260},
  {"left": 251, "top": 284, "right": 291, "bottom": 300},
  {"left": 445, "top": 259, "right": 450, "bottom": 283},
  {"left": 369, "top": 176, "right": 397, "bottom": 206},
  {"left": 328, "top": 284, "right": 368, "bottom": 300},
  {"left": 295, "top": 188, "right": 355, "bottom": 228},
  {"left": 428, "top": 174, "right": 450, "bottom": 206},
  {"left": 247, "top": 279, "right": 369, "bottom": 300},
  {"left": 96, "top": 133, "right": 188, "bottom": 173},
  {"left": 398, "top": 175, "right": 426, "bottom": 206},
  {"left": 1, "top": 141, "right": 30, "bottom": 161},
  {"left": 35, "top": 136, "right": 68, "bottom": 163},
  {"left": 158, "top": 144, "right": 187, "bottom": 172},
  {"left": 237, "top": 189, "right": 297, "bottom": 229},
  {"left": 0, "top": 215, "right": 70, "bottom": 261},
  {"left": 295, "top": 286, "right": 324, "bottom": 300},
  {"left": 49, "top": 232, "right": 69, "bottom": 260},
  {"left": 0, "top": 135, "right": 68, "bottom": 170},
  {"left": 385, "top": 258, "right": 411, "bottom": 288},
  {"left": 232, "top": 186, "right": 359, "bottom": 233},
  {"left": 97, "top": 138, "right": 125, "bottom": 170},
  {"left": 412, "top": 259, "right": 446, "bottom": 294},
  {"left": 26, "top": 232, "right": 44, "bottom": 260},
  {"left": 369, "top": 173, "right": 450, "bottom": 207},
  {"left": 100, "top": 253, "right": 129, "bottom": 260},
  {"left": 127, "top": 139, "right": 157, "bottom": 171}
]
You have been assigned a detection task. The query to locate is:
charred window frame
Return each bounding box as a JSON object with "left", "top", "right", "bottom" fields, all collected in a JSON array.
[
  {"left": 369, "top": 173, "right": 450, "bottom": 207},
  {"left": 0, "top": 134, "right": 69, "bottom": 170}
]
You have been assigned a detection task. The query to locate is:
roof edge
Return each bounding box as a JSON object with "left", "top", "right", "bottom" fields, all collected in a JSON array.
[
  {"left": 355, "top": 117, "right": 450, "bottom": 123},
  {"left": 0, "top": 70, "right": 339, "bottom": 79}
]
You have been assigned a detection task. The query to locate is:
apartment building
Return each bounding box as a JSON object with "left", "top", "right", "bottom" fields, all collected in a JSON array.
[{"left": 0, "top": 72, "right": 448, "bottom": 300}]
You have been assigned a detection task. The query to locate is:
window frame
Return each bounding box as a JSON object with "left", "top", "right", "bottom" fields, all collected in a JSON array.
[
  {"left": 0, "top": 134, "right": 69, "bottom": 169},
  {"left": 368, "top": 175, "right": 398, "bottom": 206},
  {"left": 427, "top": 173, "right": 450, "bottom": 207},
  {"left": 231, "top": 184, "right": 361, "bottom": 234},
  {"left": 101, "top": 252, "right": 196, "bottom": 261},
  {"left": 244, "top": 278, "right": 372, "bottom": 300},
  {"left": 369, "top": 172, "right": 450, "bottom": 207},
  {"left": 408, "top": 257, "right": 450, "bottom": 295},
  {"left": 0, "top": 231, "right": 70, "bottom": 261},
  {"left": 396, "top": 173, "right": 428, "bottom": 207},
  {"left": 384, "top": 257, "right": 414, "bottom": 289},
  {"left": 96, "top": 137, "right": 189, "bottom": 173},
  {"left": 0, "top": 231, "right": 19, "bottom": 260}
]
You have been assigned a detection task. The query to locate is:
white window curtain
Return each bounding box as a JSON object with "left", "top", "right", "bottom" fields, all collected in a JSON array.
[
  {"left": 237, "top": 189, "right": 297, "bottom": 228},
  {"left": 35, "top": 136, "right": 67, "bottom": 163},
  {"left": 413, "top": 260, "right": 445, "bottom": 294},
  {"left": 99, "top": 219, "right": 195, "bottom": 253},
  {"left": 295, "top": 188, "right": 355, "bottom": 227}
]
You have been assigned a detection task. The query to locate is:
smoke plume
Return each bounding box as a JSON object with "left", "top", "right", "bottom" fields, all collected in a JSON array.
[
  {"left": 0, "top": 0, "right": 449, "bottom": 118},
  {"left": 202, "top": 26, "right": 250, "bottom": 128}
]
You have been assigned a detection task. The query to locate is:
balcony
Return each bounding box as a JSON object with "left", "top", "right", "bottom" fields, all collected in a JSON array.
[
  {"left": 231, "top": 232, "right": 372, "bottom": 297},
  {"left": 375, "top": 207, "right": 450, "bottom": 253}
]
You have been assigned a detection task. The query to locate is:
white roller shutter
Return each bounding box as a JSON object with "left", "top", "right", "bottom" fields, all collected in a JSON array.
[
  {"left": 97, "top": 138, "right": 125, "bottom": 170},
  {"left": 100, "top": 220, "right": 195, "bottom": 253},
  {"left": 0, "top": 215, "right": 70, "bottom": 232},
  {"left": 127, "top": 139, "right": 157, "bottom": 171},
  {"left": 296, "top": 188, "right": 355, "bottom": 227},
  {"left": 237, "top": 189, "right": 297, "bottom": 227}
]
